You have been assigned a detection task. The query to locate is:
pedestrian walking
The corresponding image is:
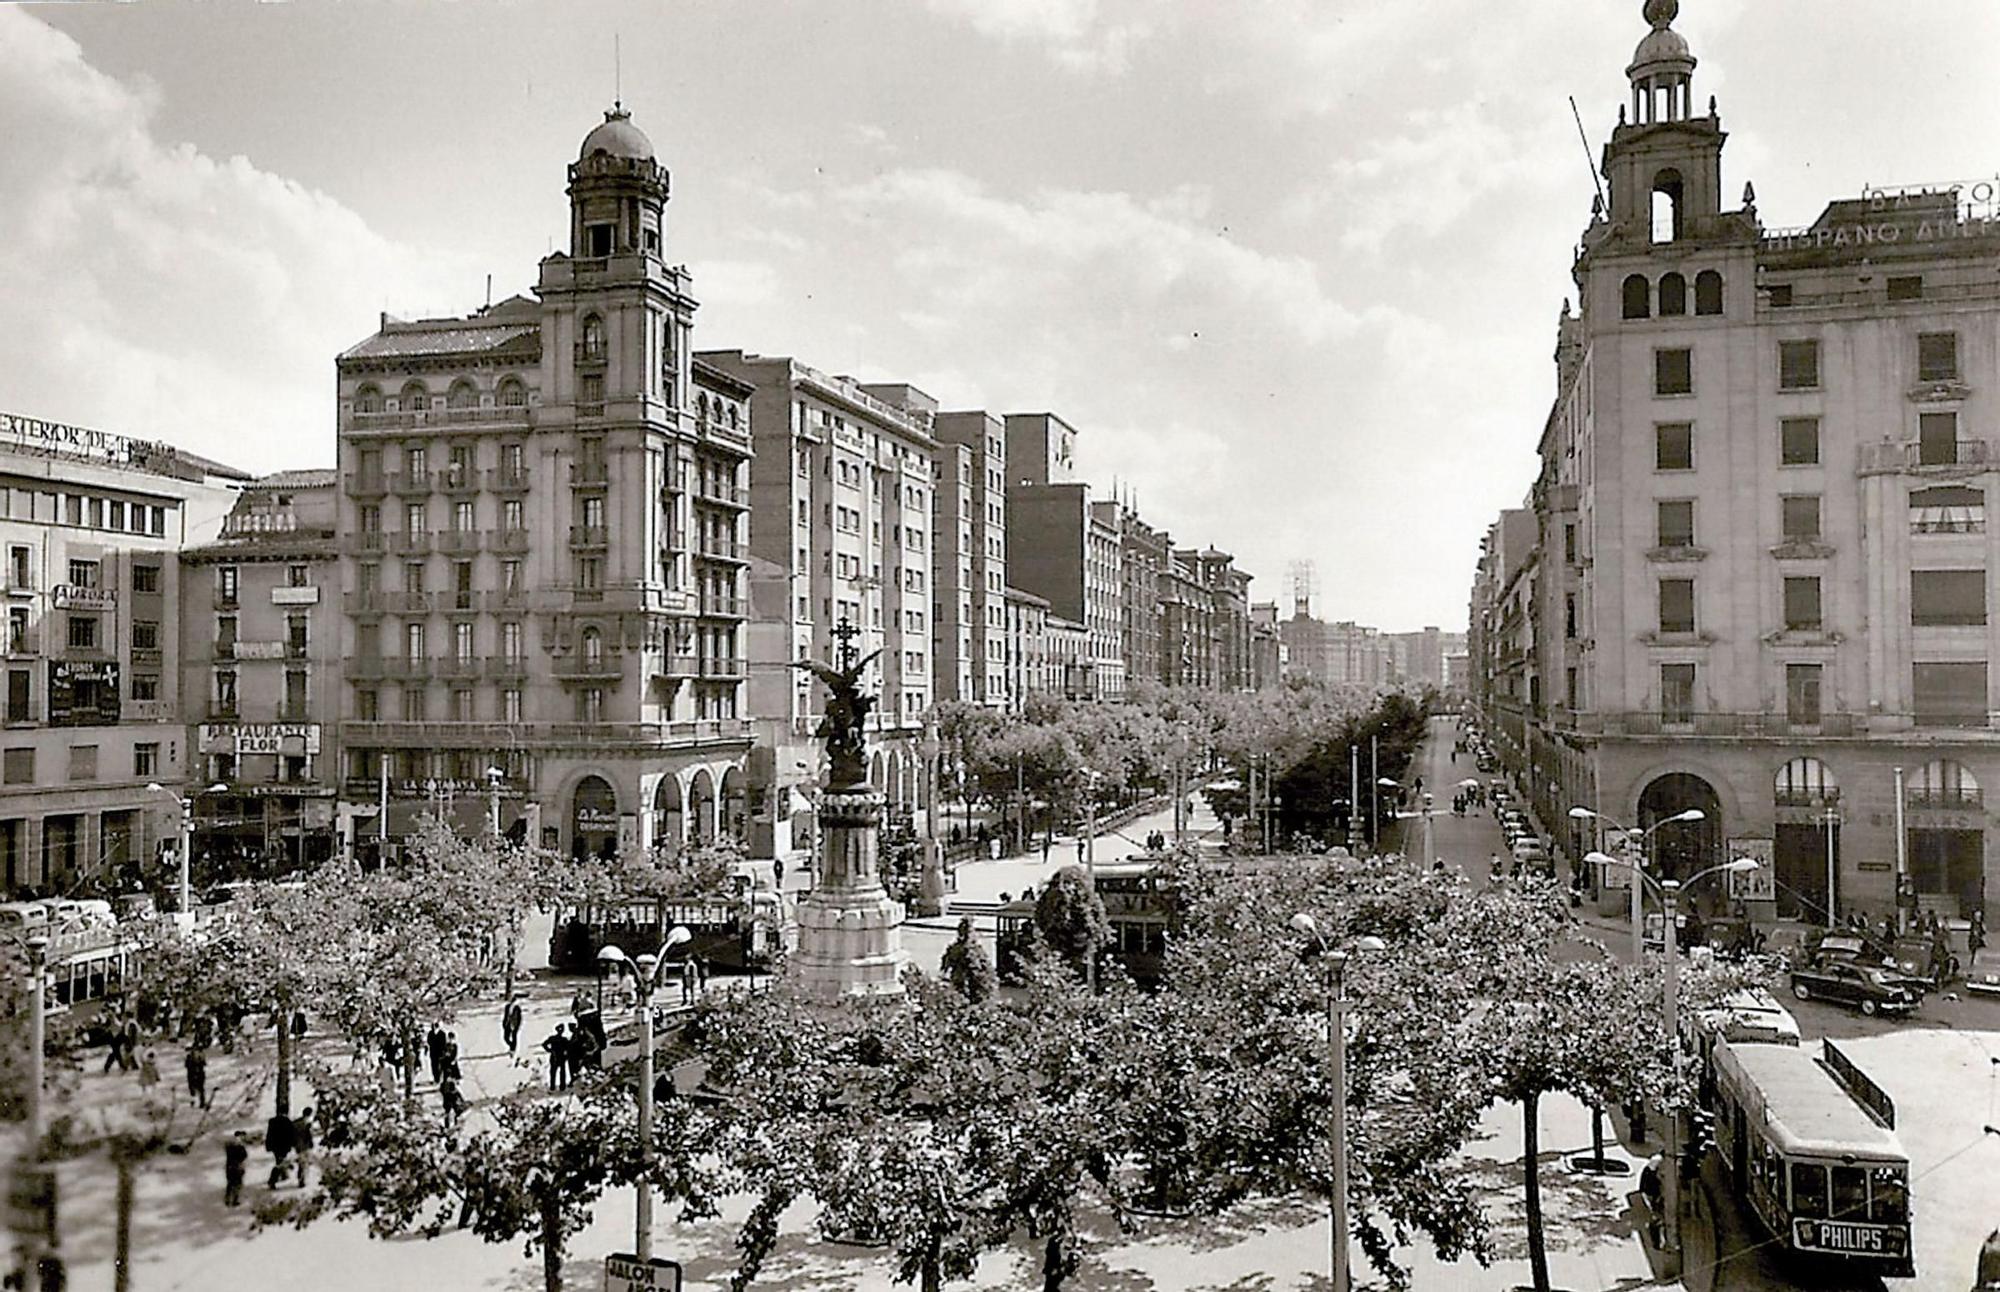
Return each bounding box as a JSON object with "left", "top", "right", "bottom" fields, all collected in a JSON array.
[
  {"left": 653, "top": 1069, "right": 676, "bottom": 1106},
  {"left": 543, "top": 1025, "right": 570, "bottom": 1092},
  {"left": 694, "top": 956, "right": 709, "bottom": 994},
  {"left": 264, "top": 1111, "right": 298, "bottom": 1189},
  {"left": 680, "top": 958, "right": 697, "bottom": 1006},
  {"left": 103, "top": 1018, "right": 128, "bottom": 1074},
  {"left": 193, "top": 1011, "right": 215, "bottom": 1053},
  {"left": 185, "top": 1047, "right": 210, "bottom": 1109},
  {"left": 440, "top": 1076, "right": 466, "bottom": 1128},
  {"left": 502, "top": 995, "right": 524, "bottom": 1056},
  {"left": 138, "top": 1048, "right": 161, "bottom": 1092},
  {"left": 426, "top": 1024, "right": 448, "bottom": 1084},
  {"left": 570, "top": 1022, "right": 601, "bottom": 1073},
  {"left": 442, "top": 1032, "right": 462, "bottom": 1082},
  {"left": 120, "top": 1016, "right": 141, "bottom": 1073},
  {"left": 292, "top": 1108, "right": 315, "bottom": 1188},
  {"left": 223, "top": 1133, "right": 249, "bottom": 1207},
  {"left": 773, "top": 855, "right": 785, "bottom": 890},
  {"left": 291, "top": 1009, "right": 308, "bottom": 1041}
]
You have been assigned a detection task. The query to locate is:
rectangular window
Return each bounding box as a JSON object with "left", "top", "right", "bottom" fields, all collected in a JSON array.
[
  {"left": 451, "top": 688, "right": 474, "bottom": 721},
  {"left": 287, "top": 563, "right": 308, "bottom": 588},
  {"left": 1656, "top": 500, "right": 1695, "bottom": 548},
  {"left": 1778, "top": 339, "right": 1820, "bottom": 390},
  {"left": 66, "top": 615, "right": 98, "bottom": 650},
  {"left": 287, "top": 614, "right": 308, "bottom": 656},
  {"left": 132, "top": 621, "right": 159, "bottom": 651},
  {"left": 1780, "top": 417, "right": 1820, "bottom": 465},
  {"left": 1918, "top": 332, "right": 1959, "bottom": 382},
  {"left": 1911, "top": 485, "right": 1984, "bottom": 534},
  {"left": 1781, "top": 494, "right": 1822, "bottom": 541},
  {"left": 285, "top": 668, "right": 307, "bottom": 715},
  {"left": 1655, "top": 423, "right": 1693, "bottom": 471},
  {"left": 453, "top": 621, "right": 474, "bottom": 661},
  {"left": 402, "top": 686, "right": 427, "bottom": 722},
  {"left": 134, "top": 742, "right": 159, "bottom": 778},
  {"left": 454, "top": 500, "right": 475, "bottom": 532},
  {"left": 503, "top": 688, "right": 523, "bottom": 722},
  {"left": 502, "top": 560, "right": 522, "bottom": 594},
  {"left": 1783, "top": 576, "right": 1822, "bottom": 630},
  {"left": 406, "top": 622, "right": 426, "bottom": 657},
  {"left": 1913, "top": 662, "right": 1987, "bottom": 727},
  {"left": 356, "top": 688, "right": 379, "bottom": 721},
  {"left": 1658, "top": 579, "right": 1695, "bottom": 634},
  {"left": 358, "top": 505, "right": 381, "bottom": 534},
  {"left": 8, "top": 546, "right": 28, "bottom": 591},
  {"left": 67, "top": 744, "right": 96, "bottom": 782},
  {"left": 1911, "top": 569, "right": 1986, "bottom": 626},
  {"left": 1887, "top": 275, "right": 1923, "bottom": 302},
  {"left": 405, "top": 502, "right": 426, "bottom": 533},
  {"left": 130, "top": 674, "right": 157, "bottom": 701},
  {"left": 67, "top": 559, "right": 98, "bottom": 589},
  {"left": 217, "top": 566, "right": 239, "bottom": 605},
  {"left": 131, "top": 564, "right": 160, "bottom": 594},
  {"left": 6, "top": 610, "right": 24, "bottom": 654},
  {"left": 1654, "top": 348, "right": 1693, "bottom": 396},
  {"left": 108, "top": 501, "right": 124, "bottom": 531},
  {"left": 1660, "top": 663, "right": 1695, "bottom": 724},
  {"left": 7, "top": 671, "right": 28, "bottom": 723},
  {"left": 1563, "top": 523, "right": 1577, "bottom": 565},
  {"left": 1919, "top": 412, "right": 1958, "bottom": 466}
]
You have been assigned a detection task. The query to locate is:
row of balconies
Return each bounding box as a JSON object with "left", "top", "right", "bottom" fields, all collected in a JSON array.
[
  {"left": 347, "top": 407, "right": 529, "bottom": 432},
  {"left": 346, "top": 468, "right": 534, "bottom": 498},
  {"left": 344, "top": 590, "right": 532, "bottom": 615},
  {"left": 345, "top": 653, "right": 748, "bottom": 682},
  {"left": 204, "top": 701, "right": 315, "bottom": 723},
  {"left": 1538, "top": 707, "right": 2000, "bottom": 738},
  {"left": 348, "top": 528, "right": 533, "bottom": 555},
  {"left": 337, "top": 716, "right": 753, "bottom": 753},
  {"left": 1859, "top": 439, "right": 1993, "bottom": 474}
]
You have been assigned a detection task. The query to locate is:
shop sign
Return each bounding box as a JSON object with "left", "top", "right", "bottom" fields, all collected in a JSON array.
[
  {"left": 1726, "top": 837, "right": 1776, "bottom": 901},
  {"left": 236, "top": 723, "right": 320, "bottom": 755},
  {"left": 575, "top": 807, "right": 620, "bottom": 832},
  {"left": 51, "top": 584, "right": 117, "bottom": 611},
  {"left": 233, "top": 642, "right": 287, "bottom": 660},
  {"left": 48, "top": 660, "right": 120, "bottom": 728},
  {"left": 270, "top": 586, "right": 319, "bottom": 605}
]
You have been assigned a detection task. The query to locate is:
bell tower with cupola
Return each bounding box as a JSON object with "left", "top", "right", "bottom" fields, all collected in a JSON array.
[{"left": 1600, "top": 0, "right": 1728, "bottom": 245}]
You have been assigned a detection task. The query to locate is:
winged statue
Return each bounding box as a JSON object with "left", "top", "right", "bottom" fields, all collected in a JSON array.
[{"left": 791, "top": 648, "right": 883, "bottom": 787}]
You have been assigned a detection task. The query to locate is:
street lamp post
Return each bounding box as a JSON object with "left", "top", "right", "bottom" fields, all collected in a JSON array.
[
  {"left": 148, "top": 781, "right": 227, "bottom": 924},
  {"left": 1820, "top": 805, "right": 1841, "bottom": 926},
  {"left": 1574, "top": 806, "right": 1705, "bottom": 962},
  {"left": 596, "top": 926, "right": 692, "bottom": 1263},
  {"left": 486, "top": 766, "right": 505, "bottom": 839},
  {"left": 1289, "top": 914, "right": 1385, "bottom": 1292},
  {"left": 918, "top": 721, "right": 945, "bottom": 913},
  {"left": 1587, "top": 854, "right": 1759, "bottom": 1264}
]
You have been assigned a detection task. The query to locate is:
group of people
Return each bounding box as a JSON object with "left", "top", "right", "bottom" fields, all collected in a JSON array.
[{"left": 221, "top": 1106, "right": 315, "bottom": 1203}]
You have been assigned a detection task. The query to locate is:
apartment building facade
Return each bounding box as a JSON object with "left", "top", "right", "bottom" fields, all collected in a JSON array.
[{"left": 932, "top": 411, "right": 1009, "bottom": 706}]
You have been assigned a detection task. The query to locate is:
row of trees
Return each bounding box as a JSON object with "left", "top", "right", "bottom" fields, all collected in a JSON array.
[
  {"left": 261, "top": 847, "right": 1749, "bottom": 1292},
  {"left": 933, "top": 680, "right": 1435, "bottom": 852}
]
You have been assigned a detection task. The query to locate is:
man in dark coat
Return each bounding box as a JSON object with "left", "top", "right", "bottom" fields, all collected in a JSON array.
[
  {"left": 184, "top": 1047, "right": 210, "bottom": 1110},
  {"left": 426, "top": 1024, "right": 448, "bottom": 1083},
  {"left": 542, "top": 1025, "right": 570, "bottom": 1092},
  {"left": 223, "top": 1133, "right": 249, "bottom": 1206},
  {"left": 265, "top": 1112, "right": 298, "bottom": 1189},
  {"left": 501, "top": 995, "right": 524, "bottom": 1056}
]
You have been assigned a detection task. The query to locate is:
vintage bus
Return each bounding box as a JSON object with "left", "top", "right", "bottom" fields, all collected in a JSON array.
[
  {"left": 548, "top": 882, "right": 789, "bottom": 975},
  {"left": 1707, "top": 1037, "right": 1914, "bottom": 1280}
]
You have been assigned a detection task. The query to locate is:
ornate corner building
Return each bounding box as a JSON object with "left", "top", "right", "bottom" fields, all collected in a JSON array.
[
  {"left": 333, "top": 108, "right": 752, "bottom": 860},
  {"left": 1476, "top": 0, "right": 2000, "bottom": 928}
]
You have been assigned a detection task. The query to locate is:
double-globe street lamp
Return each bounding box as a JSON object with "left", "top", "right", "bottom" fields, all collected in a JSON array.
[
  {"left": 596, "top": 925, "right": 693, "bottom": 1263},
  {"left": 1289, "top": 913, "right": 1386, "bottom": 1292},
  {"left": 1581, "top": 852, "right": 1761, "bottom": 1266},
  {"left": 146, "top": 781, "right": 228, "bottom": 924},
  {"left": 1569, "top": 806, "right": 1706, "bottom": 962}
]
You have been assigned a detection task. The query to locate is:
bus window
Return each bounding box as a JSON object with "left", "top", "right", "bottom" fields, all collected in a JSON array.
[
  {"left": 1791, "top": 1163, "right": 1828, "bottom": 1217},
  {"left": 1870, "top": 1166, "right": 1908, "bottom": 1222},
  {"left": 1831, "top": 1166, "right": 1868, "bottom": 1221}
]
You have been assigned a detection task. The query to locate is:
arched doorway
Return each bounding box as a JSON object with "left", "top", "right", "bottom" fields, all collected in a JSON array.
[
  {"left": 1636, "top": 772, "right": 1722, "bottom": 884},
  {"left": 1773, "top": 758, "right": 1839, "bottom": 923},
  {"left": 869, "top": 751, "right": 885, "bottom": 793},
  {"left": 570, "top": 774, "right": 619, "bottom": 861},
  {"left": 719, "top": 765, "right": 747, "bottom": 843},
  {"left": 652, "top": 775, "right": 685, "bottom": 858},
  {"left": 1908, "top": 760, "right": 1985, "bottom": 918},
  {"left": 688, "top": 768, "right": 716, "bottom": 847},
  {"left": 885, "top": 756, "right": 903, "bottom": 813}
]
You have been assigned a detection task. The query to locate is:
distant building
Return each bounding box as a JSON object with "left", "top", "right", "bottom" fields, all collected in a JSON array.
[
  {"left": 932, "top": 411, "right": 1009, "bottom": 706},
  {"left": 1004, "top": 414, "right": 1123, "bottom": 700}
]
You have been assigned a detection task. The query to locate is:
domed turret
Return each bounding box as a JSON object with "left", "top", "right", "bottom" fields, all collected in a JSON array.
[
  {"left": 1625, "top": 0, "right": 1696, "bottom": 125},
  {"left": 579, "top": 105, "right": 654, "bottom": 162}
]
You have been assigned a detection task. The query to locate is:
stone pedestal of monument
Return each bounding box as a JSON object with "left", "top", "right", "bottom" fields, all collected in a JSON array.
[{"left": 792, "top": 786, "right": 909, "bottom": 999}]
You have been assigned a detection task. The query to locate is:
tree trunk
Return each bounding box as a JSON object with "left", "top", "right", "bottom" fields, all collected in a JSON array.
[
  {"left": 1592, "top": 1103, "right": 1607, "bottom": 1169},
  {"left": 921, "top": 1234, "right": 942, "bottom": 1292},
  {"left": 541, "top": 1195, "right": 564, "bottom": 1292},
  {"left": 403, "top": 1027, "right": 419, "bottom": 1100},
  {"left": 114, "top": 1155, "right": 135, "bottom": 1292},
  {"left": 503, "top": 912, "right": 520, "bottom": 1001},
  {"left": 1523, "top": 1091, "right": 1550, "bottom": 1292},
  {"left": 275, "top": 1017, "right": 294, "bottom": 1119}
]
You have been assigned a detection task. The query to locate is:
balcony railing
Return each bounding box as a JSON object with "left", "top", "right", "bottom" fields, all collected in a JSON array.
[
  {"left": 339, "top": 718, "right": 754, "bottom": 748},
  {"left": 207, "top": 701, "right": 240, "bottom": 721},
  {"left": 436, "top": 656, "right": 482, "bottom": 679},
  {"left": 387, "top": 471, "right": 433, "bottom": 497},
  {"left": 485, "top": 468, "right": 530, "bottom": 493},
  {"left": 482, "top": 589, "right": 530, "bottom": 613},
  {"left": 657, "top": 654, "right": 701, "bottom": 676},
  {"left": 438, "top": 466, "right": 478, "bottom": 495},
  {"left": 570, "top": 461, "right": 610, "bottom": 486},
  {"left": 438, "top": 530, "right": 482, "bottom": 555},
  {"left": 388, "top": 532, "right": 433, "bottom": 556},
  {"left": 349, "top": 531, "right": 389, "bottom": 553},
  {"left": 697, "top": 538, "right": 745, "bottom": 561},
  {"left": 4, "top": 630, "right": 38, "bottom": 656},
  {"left": 349, "top": 406, "right": 529, "bottom": 431},
  {"left": 699, "top": 657, "right": 748, "bottom": 679},
  {"left": 1550, "top": 710, "right": 1865, "bottom": 737},
  {"left": 696, "top": 482, "right": 750, "bottom": 508},
  {"left": 487, "top": 528, "right": 530, "bottom": 553},
  {"left": 344, "top": 473, "right": 388, "bottom": 498},
  {"left": 569, "top": 525, "right": 609, "bottom": 549},
  {"left": 347, "top": 657, "right": 433, "bottom": 680},
  {"left": 1906, "top": 787, "right": 1984, "bottom": 809},
  {"left": 698, "top": 595, "right": 747, "bottom": 618},
  {"left": 484, "top": 655, "right": 528, "bottom": 678},
  {"left": 551, "top": 654, "right": 622, "bottom": 678},
  {"left": 1859, "top": 439, "right": 1994, "bottom": 473}
]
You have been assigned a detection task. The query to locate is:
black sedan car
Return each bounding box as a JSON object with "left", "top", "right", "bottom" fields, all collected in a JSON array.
[{"left": 1789, "top": 960, "right": 1918, "bottom": 1016}]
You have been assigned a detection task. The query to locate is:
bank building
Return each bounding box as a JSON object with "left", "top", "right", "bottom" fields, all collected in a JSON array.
[{"left": 1478, "top": 0, "right": 2000, "bottom": 929}]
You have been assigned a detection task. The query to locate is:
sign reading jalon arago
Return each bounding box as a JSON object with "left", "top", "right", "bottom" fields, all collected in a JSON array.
[{"left": 603, "top": 1253, "right": 681, "bottom": 1292}]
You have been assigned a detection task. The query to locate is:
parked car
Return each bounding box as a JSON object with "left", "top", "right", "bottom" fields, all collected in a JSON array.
[
  {"left": 1789, "top": 960, "right": 1919, "bottom": 1016},
  {"left": 1887, "top": 933, "right": 1958, "bottom": 991},
  {"left": 1966, "top": 947, "right": 2000, "bottom": 999},
  {"left": 1808, "top": 932, "right": 1933, "bottom": 995}
]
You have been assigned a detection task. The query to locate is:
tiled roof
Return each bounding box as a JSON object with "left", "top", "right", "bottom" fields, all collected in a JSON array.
[
  {"left": 341, "top": 296, "right": 542, "bottom": 363},
  {"left": 255, "top": 468, "right": 336, "bottom": 489}
]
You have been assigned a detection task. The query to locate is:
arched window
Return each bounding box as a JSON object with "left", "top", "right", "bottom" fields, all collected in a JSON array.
[
  {"left": 399, "top": 381, "right": 429, "bottom": 412},
  {"left": 581, "top": 315, "right": 606, "bottom": 362},
  {"left": 1622, "top": 275, "right": 1651, "bottom": 320},
  {"left": 581, "top": 627, "right": 603, "bottom": 663},
  {"left": 497, "top": 377, "right": 527, "bottom": 407},
  {"left": 726, "top": 406, "right": 740, "bottom": 429},
  {"left": 1694, "top": 270, "right": 1724, "bottom": 316},
  {"left": 1911, "top": 759, "right": 1981, "bottom": 809},
  {"left": 1774, "top": 757, "right": 1838, "bottom": 806},
  {"left": 1657, "top": 272, "right": 1687, "bottom": 316},
  {"left": 1651, "top": 169, "right": 1684, "bottom": 245},
  {"left": 447, "top": 379, "right": 479, "bottom": 410},
  {"left": 354, "top": 384, "right": 382, "bottom": 414}
]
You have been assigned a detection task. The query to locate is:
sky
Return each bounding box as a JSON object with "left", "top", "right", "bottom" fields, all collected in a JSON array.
[{"left": 5, "top": 1, "right": 2000, "bottom": 633}]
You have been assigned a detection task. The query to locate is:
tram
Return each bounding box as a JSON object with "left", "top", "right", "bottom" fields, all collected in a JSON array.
[{"left": 1707, "top": 1037, "right": 1914, "bottom": 1280}]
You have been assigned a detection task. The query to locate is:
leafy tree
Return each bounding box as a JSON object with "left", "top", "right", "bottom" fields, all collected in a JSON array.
[
  {"left": 939, "top": 917, "right": 997, "bottom": 1003},
  {"left": 1033, "top": 866, "right": 1108, "bottom": 974}
]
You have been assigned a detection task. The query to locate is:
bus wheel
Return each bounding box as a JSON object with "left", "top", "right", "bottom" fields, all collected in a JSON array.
[
  {"left": 1792, "top": 982, "right": 1811, "bottom": 1001},
  {"left": 1860, "top": 998, "right": 1878, "bottom": 1016}
]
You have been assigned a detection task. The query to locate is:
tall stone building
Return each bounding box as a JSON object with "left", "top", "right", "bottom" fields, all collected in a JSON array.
[
  {"left": 0, "top": 414, "right": 243, "bottom": 895},
  {"left": 1118, "top": 505, "right": 1168, "bottom": 689},
  {"left": 1480, "top": 0, "right": 2000, "bottom": 927},
  {"left": 1003, "top": 414, "right": 1123, "bottom": 700},
  {"left": 931, "top": 411, "right": 1008, "bottom": 706},
  {"left": 335, "top": 108, "right": 752, "bottom": 861}
]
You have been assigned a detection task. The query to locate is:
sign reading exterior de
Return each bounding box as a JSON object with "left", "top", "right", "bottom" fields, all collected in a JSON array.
[
  {"left": 603, "top": 1253, "right": 681, "bottom": 1292},
  {"left": 199, "top": 723, "right": 322, "bottom": 756}
]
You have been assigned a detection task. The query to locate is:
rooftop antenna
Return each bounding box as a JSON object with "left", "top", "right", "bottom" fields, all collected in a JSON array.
[
  {"left": 484, "top": 273, "right": 493, "bottom": 310},
  {"left": 1569, "top": 95, "right": 1607, "bottom": 211},
  {"left": 614, "top": 33, "right": 622, "bottom": 111}
]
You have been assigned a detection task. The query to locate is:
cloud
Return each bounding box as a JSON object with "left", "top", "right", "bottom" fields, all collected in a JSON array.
[
  {"left": 691, "top": 258, "right": 782, "bottom": 306},
  {"left": 923, "top": 0, "right": 1147, "bottom": 73},
  {"left": 0, "top": 10, "right": 473, "bottom": 473}
]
